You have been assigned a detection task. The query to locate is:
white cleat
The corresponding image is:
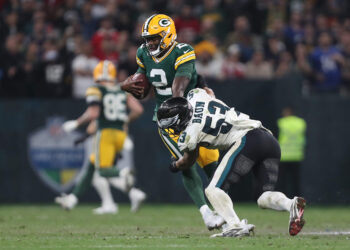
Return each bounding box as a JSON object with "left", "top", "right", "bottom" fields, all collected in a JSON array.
[
  {"left": 204, "top": 213, "right": 226, "bottom": 231},
  {"left": 55, "top": 193, "right": 78, "bottom": 210},
  {"left": 93, "top": 204, "right": 118, "bottom": 215},
  {"left": 129, "top": 188, "right": 147, "bottom": 213},
  {"left": 289, "top": 197, "right": 306, "bottom": 236},
  {"left": 210, "top": 220, "right": 255, "bottom": 238}
]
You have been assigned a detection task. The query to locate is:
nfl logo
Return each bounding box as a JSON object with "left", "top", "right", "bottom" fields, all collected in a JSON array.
[{"left": 27, "top": 116, "right": 90, "bottom": 193}]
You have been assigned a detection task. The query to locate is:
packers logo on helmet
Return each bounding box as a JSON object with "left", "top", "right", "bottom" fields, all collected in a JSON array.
[
  {"left": 142, "top": 14, "right": 177, "bottom": 57},
  {"left": 93, "top": 60, "right": 117, "bottom": 83}
]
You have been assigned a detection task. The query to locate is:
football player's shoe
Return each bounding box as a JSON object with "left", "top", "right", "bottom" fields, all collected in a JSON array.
[
  {"left": 141, "top": 14, "right": 177, "bottom": 56},
  {"left": 203, "top": 212, "right": 226, "bottom": 231},
  {"left": 210, "top": 219, "right": 255, "bottom": 238},
  {"left": 93, "top": 60, "right": 117, "bottom": 83},
  {"left": 289, "top": 197, "right": 306, "bottom": 236},
  {"left": 129, "top": 188, "right": 147, "bottom": 213},
  {"left": 55, "top": 193, "right": 78, "bottom": 210},
  {"left": 93, "top": 204, "right": 118, "bottom": 215}
]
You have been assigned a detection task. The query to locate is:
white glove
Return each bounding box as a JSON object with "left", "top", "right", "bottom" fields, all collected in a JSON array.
[{"left": 62, "top": 120, "right": 78, "bottom": 133}]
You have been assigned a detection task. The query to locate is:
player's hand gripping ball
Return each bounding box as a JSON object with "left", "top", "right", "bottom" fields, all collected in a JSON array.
[{"left": 126, "top": 73, "right": 151, "bottom": 99}]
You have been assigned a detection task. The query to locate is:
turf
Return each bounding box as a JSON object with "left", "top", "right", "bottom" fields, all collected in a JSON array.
[{"left": 0, "top": 203, "right": 349, "bottom": 249}]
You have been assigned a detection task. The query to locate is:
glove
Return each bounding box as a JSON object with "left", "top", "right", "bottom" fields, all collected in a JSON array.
[
  {"left": 169, "top": 156, "right": 180, "bottom": 173},
  {"left": 62, "top": 120, "right": 78, "bottom": 133},
  {"left": 73, "top": 133, "right": 90, "bottom": 146}
]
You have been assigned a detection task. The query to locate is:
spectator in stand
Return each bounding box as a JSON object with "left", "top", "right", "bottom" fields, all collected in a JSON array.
[
  {"left": 175, "top": 5, "right": 200, "bottom": 45},
  {"left": 194, "top": 40, "right": 223, "bottom": 79},
  {"left": 264, "top": 34, "right": 286, "bottom": 69},
  {"left": 221, "top": 44, "right": 245, "bottom": 79},
  {"left": 80, "top": 1, "right": 98, "bottom": 41},
  {"left": 37, "top": 39, "right": 70, "bottom": 97},
  {"left": 0, "top": 12, "right": 22, "bottom": 48},
  {"left": 284, "top": 11, "right": 304, "bottom": 53},
  {"left": 295, "top": 43, "right": 313, "bottom": 83},
  {"left": 223, "top": 16, "right": 258, "bottom": 62},
  {"left": 309, "top": 32, "right": 345, "bottom": 93},
  {"left": 245, "top": 50, "right": 273, "bottom": 79},
  {"left": 302, "top": 23, "right": 316, "bottom": 54},
  {"left": 71, "top": 41, "right": 98, "bottom": 99},
  {"left": 22, "top": 42, "right": 40, "bottom": 97},
  {"left": 0, "top": 35, "right": 25, "bottom": 97},
  {"left": 91, "top": 16, "right": 119, "bottom": 63},
  {"left": 199, "top": 0, "right": 226, "bottom": 41},
  {"left": 275, "top": 51, "right": 295, "bottom": 78}
]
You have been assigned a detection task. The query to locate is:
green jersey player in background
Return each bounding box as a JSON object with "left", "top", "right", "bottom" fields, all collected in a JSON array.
[{"left": 121, "top": 14, "right": 224, "bottom": 230}]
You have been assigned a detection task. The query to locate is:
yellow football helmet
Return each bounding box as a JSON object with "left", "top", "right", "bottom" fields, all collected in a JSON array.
[
  {"left": 93, "top": 60, "right": 117, "bottom": 83},
  {"left": 141, "top": 14, "right": 177, "bottom": 56}
]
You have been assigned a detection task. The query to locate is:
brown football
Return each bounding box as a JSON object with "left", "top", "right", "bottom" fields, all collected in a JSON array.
[{"left": 131, "top": 73, "right": 151, "bottom": 99}]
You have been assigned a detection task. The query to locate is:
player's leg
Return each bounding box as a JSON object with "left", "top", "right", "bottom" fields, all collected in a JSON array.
[
  {"left": 92, "top": 171, "right": 118, "bottom": 214},
  {"left": 158, "top": 128, "right": 223, "bottom": 230},
  {"left": 108, "top": 136, "right": 146, "bottom": 212},
  {"left": 206, "top": 136, "right": 255, "bottom": 237},
  {"left": 253, "top": 129, "right": 306, "bottom": 236},
  {"left": 55, "top": 160, "right": 94, "bottom": 210}
]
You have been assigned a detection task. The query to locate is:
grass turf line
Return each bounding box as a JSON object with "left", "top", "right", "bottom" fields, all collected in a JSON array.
[{"left": 0, "top": 204, "right": 349, "bottom": 249}]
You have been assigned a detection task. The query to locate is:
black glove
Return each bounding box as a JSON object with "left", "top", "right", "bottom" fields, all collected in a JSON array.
[
  {"left": 169, "top": 156, "right": 180, "bottom": 173},
  {"left": 74, "top": 133, "right": 90, "bottom": 146}
]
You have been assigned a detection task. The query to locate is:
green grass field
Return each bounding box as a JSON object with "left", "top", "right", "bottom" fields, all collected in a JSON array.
[{"left": 0, "top": 203, "right": 349, "bottom": 249}]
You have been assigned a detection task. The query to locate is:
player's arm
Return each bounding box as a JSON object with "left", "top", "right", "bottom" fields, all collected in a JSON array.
[
  {"left": 62, "top": 87, "right": 101, "bottom": 133},
  {"left": 120, "top": 48, "right": 146, "bottom": 96},
  {"left": 171, "top": 146, "right": 200, "bottom": 172},
  {"left": 126, "top": 94, "right": 144, "bottom": 123},
  {"left": 172, "top": 62, "right": 193, "bottom": 97}
]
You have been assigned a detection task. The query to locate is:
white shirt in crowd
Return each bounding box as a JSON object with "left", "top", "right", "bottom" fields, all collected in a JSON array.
[{"left": 72, "top": 55, "right": 99, "bottom": 98}]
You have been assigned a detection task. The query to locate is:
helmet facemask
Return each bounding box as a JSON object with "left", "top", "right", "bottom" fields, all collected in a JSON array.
[{"left": 157, "top": 97, "right": 193, "bottom": 136}]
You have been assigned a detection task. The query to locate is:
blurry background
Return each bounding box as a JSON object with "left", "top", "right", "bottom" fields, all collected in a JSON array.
[{"left": 0, "top": 0, "right": 349, "bottom": 205}]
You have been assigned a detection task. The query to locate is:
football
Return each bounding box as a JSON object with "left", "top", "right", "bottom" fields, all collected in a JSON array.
[{"left": 131, "top": 73, "right": 151, "bottom": 99}]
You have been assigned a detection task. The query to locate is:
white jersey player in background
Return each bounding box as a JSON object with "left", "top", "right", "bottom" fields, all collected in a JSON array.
[{"left": 157, "top": 88, "right": 306, "bottom": 237}]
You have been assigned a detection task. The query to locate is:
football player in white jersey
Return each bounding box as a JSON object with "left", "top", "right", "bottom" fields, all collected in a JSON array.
[{"left": 157, "top": 88, "right": 306, "bottom": 238}]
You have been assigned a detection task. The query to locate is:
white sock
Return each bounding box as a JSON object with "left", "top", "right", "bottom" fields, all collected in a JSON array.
[
  {"left": 257, "top": 191, "right": 293, "bottom": 211},
  {"left": 205, "top": 186, "right": 241, "bottom": 226},
  {"left": 92, "top": 171, "right": 115, "bottom": 207},
  {"left": 108, "top": 176, "right": 128, "bottom": 193}
]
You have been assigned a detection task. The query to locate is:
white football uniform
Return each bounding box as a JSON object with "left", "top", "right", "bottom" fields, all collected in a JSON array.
[{"left": 178, "top": 88, "right": 262, "bottom": 152}]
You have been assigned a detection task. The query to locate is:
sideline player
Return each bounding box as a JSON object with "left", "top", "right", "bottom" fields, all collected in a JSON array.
[
  {"left": 120, "top": 14, "right": 224, "bottom": 230},
  {"left": 74, "top": 120, "right": 147, "bottom": 214},
  {"left": 156, "top": 88, "right": 306, "bottom": 237},
  {"left": 55, "top": 60, "right": 145, "bottom": 214}
]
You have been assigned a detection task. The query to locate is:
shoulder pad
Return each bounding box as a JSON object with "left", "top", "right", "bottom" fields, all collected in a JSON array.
[
  {"left": 136, "top": 46, "right": 146, "bottom": 68},
  {"left": 86, "top": 86, "right": 101, "bottom": 96},
  {"left": 174, "top": 43, "right": 196, "bottom": 70}
]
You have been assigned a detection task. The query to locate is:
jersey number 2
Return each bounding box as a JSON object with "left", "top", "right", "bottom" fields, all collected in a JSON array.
[{"left": 150, "top": 69, "right": 172, "bottom": 96}]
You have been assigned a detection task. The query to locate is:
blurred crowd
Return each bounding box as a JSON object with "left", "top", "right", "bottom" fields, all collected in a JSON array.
[{"left": 1, "top": 0, "right": 350, "bottom": 98}]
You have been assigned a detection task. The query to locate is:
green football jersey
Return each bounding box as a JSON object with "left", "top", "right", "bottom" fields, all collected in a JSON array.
[
  {"left": 85, "top": 85, "right": 127, "bottom": 130},
  {"left": 136, "top": 42, "right": 197, "bottom": 118}
]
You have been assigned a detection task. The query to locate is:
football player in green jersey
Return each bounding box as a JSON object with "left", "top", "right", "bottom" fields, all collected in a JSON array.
[
  {"left": 121, "top": 14, "right": 224, "bottom": 230},
  {"left": 55, "top": 60, "right": 145, "bottom": 214}
]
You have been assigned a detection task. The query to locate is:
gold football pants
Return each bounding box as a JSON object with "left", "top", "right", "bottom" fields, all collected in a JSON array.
[
  {"left": 89, "top": 129, "right": 127, "bottom": 168},
  {"left": 158, "top": 128, "right": 219, "bottom": 168}
]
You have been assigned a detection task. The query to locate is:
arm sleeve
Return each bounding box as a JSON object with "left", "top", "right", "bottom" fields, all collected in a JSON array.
[
  {"left": 136, "top": 67, "right": 146, "bottom": 74},
  {"left": 85, "top": 87, "right": 102, "bottom": 106},
  {"left": 175, "top": 61, "right": 194, "bottom": 79}
]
